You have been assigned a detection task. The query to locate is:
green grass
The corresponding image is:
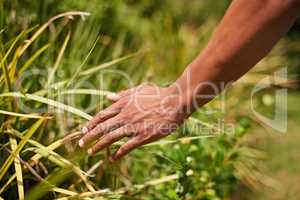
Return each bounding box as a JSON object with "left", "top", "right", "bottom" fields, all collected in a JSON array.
[{"left": 0, "top": 1, "right": 299, "bottom": 199}]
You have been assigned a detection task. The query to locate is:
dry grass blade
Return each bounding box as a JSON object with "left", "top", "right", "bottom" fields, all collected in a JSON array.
[
  {"left": 60, "top": 89, "right": 114, "bottom": 96},
  {"left": 0, "top": 110, "right": 52, "bottom": 119},
  {"left": 27, "top": 146, "right": 95, "bottom": 192},
  {"left": 0, "top": 144, "right": 77, "bottom": 197},
  {"left": 0, "top": 118, "right": 44, "bottom": 181},
  {"left": 6, "top": 129, "right": 81, "bottom": 167},
  {"left": 5, "top": 129, "right": 95, "bottom": 193},
  {"left": 29, "top": 131, "right": 81, "bottom": 165},
  {"left": 0, "top": 92, "right": 92, "bottom": 120},
  {"left": 9, "top": 137, "right": 24, "bottom": 200},
  {"left": 52, "top": 188, "right": 77, "bottom": 196},
  {"left": 18, "top": 11, "right": 89, "bottom": 56}
]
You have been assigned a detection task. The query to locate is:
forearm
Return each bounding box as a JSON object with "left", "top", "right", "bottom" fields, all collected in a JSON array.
[{"left": 171, "top": 0, "right": 300, "bottom": 114}]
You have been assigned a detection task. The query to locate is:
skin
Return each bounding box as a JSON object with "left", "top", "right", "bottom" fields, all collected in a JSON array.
[{"left": 79, "top": 0, "right": 300, "bottom": 161}]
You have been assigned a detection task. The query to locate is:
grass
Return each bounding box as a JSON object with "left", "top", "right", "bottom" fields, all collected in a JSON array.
[{"left": 0, "top": 1, "right": 299, "bottom": 199}]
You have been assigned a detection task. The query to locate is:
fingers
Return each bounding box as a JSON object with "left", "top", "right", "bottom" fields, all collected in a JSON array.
[
  {"left": 82, "top": 104, "right": 121, "bottom": 134},
  {"left": 109, "top": 137, "right": 142, "bottom": 162},
  {"left": 79, "top": 116, "right": 123, "bottom": 147},
  {"left": 106, "top": 93, "right": 122, "bottom": 102},
  {"left": 88, "top": 126, "right": 132, "bottom": 155},
  {"left": 106, "top": 88, "right": 136, "bottom": 102}
]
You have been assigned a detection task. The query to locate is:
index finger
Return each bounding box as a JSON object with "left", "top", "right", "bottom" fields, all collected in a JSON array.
[{"left": 82, "top": 103, "right": 121, "bottom": 134}]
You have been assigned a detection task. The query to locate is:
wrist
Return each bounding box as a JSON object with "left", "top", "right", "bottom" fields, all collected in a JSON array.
[{"left": 167, "top": 78, "right": 195, "bottom": 117}]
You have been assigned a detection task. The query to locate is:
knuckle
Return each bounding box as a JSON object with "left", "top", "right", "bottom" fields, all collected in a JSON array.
[
  {"left": 105, "top": 134, "right": 114, "bottom": 142},
  {"left": 118, "top": 146, "right": 126, "bottom": 154}
]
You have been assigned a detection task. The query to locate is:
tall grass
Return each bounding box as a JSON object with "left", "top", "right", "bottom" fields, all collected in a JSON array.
[{"left": 1, "top": 1, "right": 299, "bottom": 199}]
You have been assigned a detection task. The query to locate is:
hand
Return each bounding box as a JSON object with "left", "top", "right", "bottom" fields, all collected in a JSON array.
[{"left": 78, "top": 83, "right": 189, "bottom": 161}]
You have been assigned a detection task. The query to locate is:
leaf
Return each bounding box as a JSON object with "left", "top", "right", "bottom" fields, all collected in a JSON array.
[
  {"left": 46, "top": 31, "right": 71, "bottom": 87},
  {"left": 9, "top": 136, "right": 24, "bottom": 200},
  {"left": 19, "top": 43, "right": 50, "bottom": 74},
  {"left": 26, "top": 145, "right": 95, "bottom": 192},
  {"left": 60, "top": 89, "right": 114, "bottom": 96},
  {"left": 0, "top": 92, "right": 92, "bottom": 120},
  {"left": 29, "top": 132, "right": 81, "bottom": 165},
  {"left": 0, "top": 118, "right": 44, "bottom": 181},
  {"left": 0, "top": 174, "right": 15, "bottom": 195},
  {"left": 6, "top": 130, "right": 95, "bottom": 192},
  {"left": 0, "top": 27, "right": 36, "bottom": 87},
  {"left": 0, "top": 109, "right": 51, "bottom": 119},
  {"left": 18, "top": 11, "right": 90, "bottom": 56},
  {"left": 65, "top": 35, "right": 100, "bottom": 88},
  {"left": 79, "top": 51, "right": 141, "bottom": 76}
]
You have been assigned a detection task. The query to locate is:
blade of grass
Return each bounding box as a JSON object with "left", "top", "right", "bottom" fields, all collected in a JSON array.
[
  {"left": 0, "top": 27, "right": 36, "bottom": 86},
  {"left": 0, "top": 118, "right": 44, "bottom": 181},
  {"left": 6, "top": 130, "right": 95, "bottom": 192},
  {"left": 0, "top": 144, "right": 78, "bottom": 197},
  {"left": 34, "top": 80, "right": 68, "bottom": 96},
  {"left": 0, "top": 92, "right": 92, "bottom": 120},
  {"left": 33, "top": 52, "right": 140, "bottom": 97},
  {"left": 60, "top": 89, "right": 114, "bottom": 96},
  {"left": 0, "top": 29, "right": 28, "bottom": 68},
  {"left": 29, "top": 131, "right": 81, "bottom": 165},
  {"left": 65, "top": 35, "right": 100, "bottom": 88},
  {"left": 18, "top": 11, "right": 89, "bottom": 56},
  {"left": 5, "top": 12, "right": 87, "bottom": 86},
  {"left": 27, "top": 147, "right": 95, "bottom": 192},
  {"left": 6, "top": 129, "right": 80, "bottom": 166},
  {"left": 25, "top": 168, "right": 75, "bottom": 200},
  {"left": 111, "top": 135, "right": 216, "bottom": 149},
  {"left": 9, "top": 136, "right": 24, "bottom": 200},
  {"left": 0, "top": 110, "right": 52, "bottom": 119},
  {"left": 0, "top": 174, "right": 15, "bottom": 195},
  {"left": 46, "top": 31, "right": 71, "bottom": 87},
  {"left": 19, "top": 43, "right": 50, "bottom": 74},
  {"left": 144, "top": 135, "right": 216, "bottom": 147},
  {"left": 0, "top": 28, "right": 5, "bottom": 35},
  {"left": 79, "top": 51, "right": 141, "bottom": 76},
  {"left": 57, "top": 173, "right": 179, "bottom": 200}
]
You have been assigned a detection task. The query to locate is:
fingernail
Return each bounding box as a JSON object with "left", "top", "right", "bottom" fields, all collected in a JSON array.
[
  {"left": 87, "top": 149, "right": 93, "bottom": 155},
  {"left": 106, "top": 93, "right": 120, "bottom": 101},
  {"left": 78, "top": 139, "right": 84, "bottom": 147},
  {"left": 82, "top": 126, "right": 88, "bottom": 134}
]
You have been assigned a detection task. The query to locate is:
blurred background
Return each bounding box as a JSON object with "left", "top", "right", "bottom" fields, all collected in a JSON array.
[{"left": 0, "top": 0, "right": 300, "bottom": 199}]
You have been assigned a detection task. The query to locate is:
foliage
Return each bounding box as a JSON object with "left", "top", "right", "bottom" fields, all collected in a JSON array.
[{"left": 0, "top": 1, "right": 299, "bottom": 200}]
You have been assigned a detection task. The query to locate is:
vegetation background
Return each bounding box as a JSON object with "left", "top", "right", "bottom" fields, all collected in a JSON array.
[{"left": 0, "top": 0, "right": 299, "bottom": 199}]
